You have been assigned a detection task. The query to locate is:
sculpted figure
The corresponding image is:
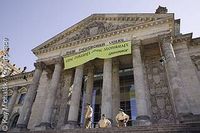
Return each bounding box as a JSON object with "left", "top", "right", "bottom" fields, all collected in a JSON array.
[
  {"left": 97, "top": 114, "right": 111, "bottom": 128},
  {"left": 115, "top": 109, "right": 129, "bottom": 127},
  {"left": 84, "top": 103, "right": 93, "bottom": 128}
]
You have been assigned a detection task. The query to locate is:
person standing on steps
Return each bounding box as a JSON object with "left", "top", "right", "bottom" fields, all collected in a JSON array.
[
  {"left": 84, "top": 103, "right": 93, "bottom": 128},
  {"left": 115, "top": 109, "right": 129, "bottom": 127},
  {"left": 97, "top": 114, "right": 111, "bottom": 128}
]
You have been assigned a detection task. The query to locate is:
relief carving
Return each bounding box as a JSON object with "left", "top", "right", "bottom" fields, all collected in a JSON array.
[
  {"left": 145, "top": 56, "right": 175, "bottom": 124},
  {"left": 64, "top": 21, "right": 135, "bottom": 43}
]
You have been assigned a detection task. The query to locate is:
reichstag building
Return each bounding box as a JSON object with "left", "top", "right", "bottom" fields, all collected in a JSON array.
[{"left": 1, "top": 6, "right": 200, "bottom": 132}]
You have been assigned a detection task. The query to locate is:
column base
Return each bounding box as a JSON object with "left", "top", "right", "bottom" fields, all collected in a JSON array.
[
  {"left": 136, "top": 115, "right": 151, "bottom": 126},
  {"left": 178, "top": 113, "right": 200, "bottom": 124},
  {"left": 62, "top": 121, "right": 79, "bottom": 129},
  {"left": 15, "top": 124, "right": 29, "bottom": 132},
  {"left": 34, "top": 122, "right": 52, "bottom": 131}
]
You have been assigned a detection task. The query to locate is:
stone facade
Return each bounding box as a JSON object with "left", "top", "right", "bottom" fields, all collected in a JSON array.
[{"left": 1, "top": 7, "right": 200, "bottom": 132}]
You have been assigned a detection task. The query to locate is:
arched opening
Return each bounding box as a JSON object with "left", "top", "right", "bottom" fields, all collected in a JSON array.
[
  {"left": 0, "top": 114, "right": 3, "bottom": 124},
  {"left": 9, "top": 113, "right": 19, "bottom": 129}
]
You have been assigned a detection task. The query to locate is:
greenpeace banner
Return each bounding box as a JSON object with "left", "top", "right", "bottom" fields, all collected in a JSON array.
[{"left": 64, "top": 41, "right": 131, "bottom": 69}]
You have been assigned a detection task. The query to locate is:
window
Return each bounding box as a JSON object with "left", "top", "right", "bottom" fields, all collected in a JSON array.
[
  {"left": 93, "top": 104, "right": 101, "bottom": 126},
  {"left": 120, "top": 73, "right": 137, "bottom": 126},
  {"left": 7, "top": 95, "right": 12, "bottom": 104},
  {"left": 0, "top": 114, "right": 3, "bottom": 124},
  {"left": 9, "top": 113, "right": 19, "bottom": 129},
  {"left": 18, "top": 93, "right": 26, "bottom": 105}
]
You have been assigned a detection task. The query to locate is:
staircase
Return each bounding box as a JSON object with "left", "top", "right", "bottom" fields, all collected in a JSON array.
[{"left": 8, "top": 123, "right": 200, "bottom": 133}]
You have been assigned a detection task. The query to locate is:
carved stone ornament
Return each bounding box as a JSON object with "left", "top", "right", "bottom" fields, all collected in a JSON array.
[
  {"left": 53, "top": 57, "right": 63, "bottom": 65},
  {"left": 34, "top": 62, "right": 46, "bottom": 70},
  {"left": 18, "top": 87, "right": 28, "bottom": 94},
  {"left": 145, "top": 56, "right": 175, "bottom": 124},
  {"left": 64, "top": 21, "right": 135, "bottom": 43},
  {"left": 8, "top": 88, "right": 14, "bottom": 96},
  {"left": 155, "top": 6, "right": 168, "bottom": 14},
  {"left": 159, "top": 34, "right": 173, "bottom": 44},
  {"left": 132, "top": 39, "right": 141, "bottom": 49}
]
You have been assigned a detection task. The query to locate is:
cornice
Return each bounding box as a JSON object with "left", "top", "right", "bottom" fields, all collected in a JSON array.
[
  {"left": 0, "top": 71, "right": 34, "bottom": 83},
  {"left": 173, "top": 33, "right": 192, "bottom": 44},
  {"left": 34, "top": 17, "right": 173, "bottom": 56},
  {"left": 191, "top": 37, "right": 200, "bottom": 46}
]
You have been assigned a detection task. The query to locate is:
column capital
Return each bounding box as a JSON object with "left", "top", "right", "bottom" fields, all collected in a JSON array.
[
  {"left": 158, "top": 34, "right": 173, "bottom": 44},
  {"left": 44, "top": 66, "right": 53, "bottom": 77},
  {"left": 34, "top": 62, "right": 46, "bottom": 70},
  {"left": 65, "top": 69, "right": 74, "bottom": 75},
  {"left": 113, "top": 58, "right": 119, "bottom": 66},
  {"left": 85, "top": 62, "right": 94, "bottom": 72},
  {"left": 53, "top": 57, "right": 63, "bottom": 64},
  {"left": 131, "top": 39, "right": 142, "bottom": 49}
]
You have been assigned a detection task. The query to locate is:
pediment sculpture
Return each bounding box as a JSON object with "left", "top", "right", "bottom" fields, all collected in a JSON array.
[{"left": 64, "top": 21, "right": 135, "bottom": 43}]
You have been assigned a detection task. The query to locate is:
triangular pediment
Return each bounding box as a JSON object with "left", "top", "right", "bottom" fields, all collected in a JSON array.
[{"left": 32, "top": 13, "right": 173, "bottom": 54}]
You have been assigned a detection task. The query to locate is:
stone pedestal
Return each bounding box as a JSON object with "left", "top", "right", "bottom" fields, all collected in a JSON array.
[
  {"left": 63, "top": 65, "right": 84, "bottom": 129},
  {"left": 132, "top": 40, "right": 150, "bottom": 125},
  {"left": 38, "top": 58, "right": 62, "bottom": 130},
  {"left": 101, "top": 58, "right": 112, "bottom": 120},
  {"left": 112, "top": 59, "right": 120, "bottom": 125},
  {"left": 16, "top": 62, "right": 45, "bottom": 130}
]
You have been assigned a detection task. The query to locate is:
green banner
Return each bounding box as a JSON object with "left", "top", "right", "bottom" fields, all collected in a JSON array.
[{"left": 64, "top": 41, "right": 131, "bottom": 69}]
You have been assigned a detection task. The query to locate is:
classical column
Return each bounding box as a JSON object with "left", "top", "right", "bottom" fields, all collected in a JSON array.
[
  {"left": 39, "top": 58, "right": 63, "bottom": 129},
  {"left": 101, "top": 58, "right": 112, "bottom": 120},
  {"left": 64, "top": 65, "right": 84, "bottom": 128},
  {"left": 16, "top": 62, "right": 45, "bottom": 129},
  {"left": 112, "top": 59, "right": 120, "bottom": 125},
  {"left": 132, "top": 40, "right": 150, "bottom": 125},
  {"left": 85, "top": 65, "right": 94, "bottom": 105},
  {"left": 57, "top": 69, "right": 74, "bottom": 128},
  {"left": 160, "top": 35, "right": 190, "bottom": 116},
  {"left": 8, "top": 87, "right": 18, "bottom": 117}
]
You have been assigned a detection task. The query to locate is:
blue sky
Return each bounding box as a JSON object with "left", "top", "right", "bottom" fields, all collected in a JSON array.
[{"left": 0, "top": 0, "right": 200, "bottom": 71}]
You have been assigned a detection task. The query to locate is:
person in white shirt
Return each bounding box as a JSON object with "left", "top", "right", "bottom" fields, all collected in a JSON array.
[
  {"left": 84, "top": 103, "right": 93, "bottom": 128},
  {"left": 115, "top": 109, "right": 129, "bottom": 127},
  {"left": 97, "top": 114, "right": 111, "bottom": 128}
]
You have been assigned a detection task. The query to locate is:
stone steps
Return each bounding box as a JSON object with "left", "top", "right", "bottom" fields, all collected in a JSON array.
[{"left": 8, "top": 123, "right": 200, "bottom": 133}]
